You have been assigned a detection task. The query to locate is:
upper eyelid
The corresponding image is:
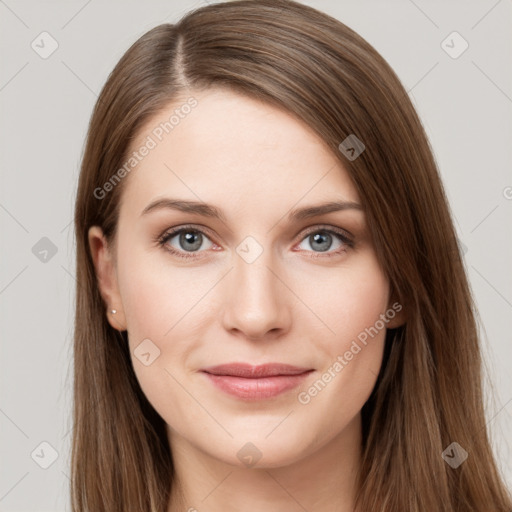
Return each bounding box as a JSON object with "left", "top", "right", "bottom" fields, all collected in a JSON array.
[
  {"left": 160, "top": 224, "right": 217, "bottom": 243},
  {"left": 300, "top": 224, "right": 352, "bottom": 239}
]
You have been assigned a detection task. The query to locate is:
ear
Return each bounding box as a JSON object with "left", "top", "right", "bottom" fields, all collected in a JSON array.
[
  {"left": 385, "top": 289, "right": 406, "bottom": 329},
  {"left": 88, "top": 226, "right": 127, "bottom": 332}
]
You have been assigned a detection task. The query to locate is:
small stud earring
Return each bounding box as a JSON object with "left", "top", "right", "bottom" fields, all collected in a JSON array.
[{"left": 111, "top": 309, "right": 117, "bottom": 315}]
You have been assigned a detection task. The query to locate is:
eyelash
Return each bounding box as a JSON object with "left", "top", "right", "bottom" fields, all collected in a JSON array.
[{"left": 156, "top": 224, "right": 354, "bottom": 260}]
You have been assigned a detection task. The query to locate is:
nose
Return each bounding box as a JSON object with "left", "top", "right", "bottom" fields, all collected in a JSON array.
[{"left": 221, "top": 245, "right": 292, "bottom": 341}]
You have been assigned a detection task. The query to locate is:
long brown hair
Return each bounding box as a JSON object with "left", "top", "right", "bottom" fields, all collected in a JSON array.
[{"left": 71, "top": 1, "right": 512, "bottom": 510}]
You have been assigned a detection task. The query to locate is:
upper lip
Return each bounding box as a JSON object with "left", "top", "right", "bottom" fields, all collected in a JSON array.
[{"left": 201, "top": 363, "right": 313, "bottom": 378}]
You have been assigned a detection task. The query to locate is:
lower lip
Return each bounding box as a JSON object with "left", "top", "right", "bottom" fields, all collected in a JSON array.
[{"left": 202, "top": 371, "right": 313, "bottom": 400}]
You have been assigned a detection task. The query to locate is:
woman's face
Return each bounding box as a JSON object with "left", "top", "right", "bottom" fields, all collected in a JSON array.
[{"left": 90, "top": 87, "right": 403, "bottom": 468}]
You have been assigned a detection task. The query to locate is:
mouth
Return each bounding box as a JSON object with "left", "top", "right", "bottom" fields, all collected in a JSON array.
[{"left": 200, "top": 363, "right": 314, "bottom": 400}]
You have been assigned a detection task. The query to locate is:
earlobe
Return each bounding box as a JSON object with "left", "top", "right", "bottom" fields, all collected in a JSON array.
[
  {"left": 386, "top": 305, "right": 406, "bottom": 329},
  {"left": 107, "top": 307, "right": 127, "bottom": 332},
  {"left": 385, "top": 289, "right": 406, "bottom": 329},
  {"left": 88, "top": 226, "right": 127, "bottom": 331}
]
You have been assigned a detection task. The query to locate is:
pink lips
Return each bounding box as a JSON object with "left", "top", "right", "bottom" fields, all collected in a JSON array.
[{"left": 201, "top": 363, "right": 314, "bottom": 400}]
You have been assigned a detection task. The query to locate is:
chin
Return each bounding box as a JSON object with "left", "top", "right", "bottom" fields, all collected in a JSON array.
[{"left": 208, "top": 431, "right": 314, "bottom": 470}]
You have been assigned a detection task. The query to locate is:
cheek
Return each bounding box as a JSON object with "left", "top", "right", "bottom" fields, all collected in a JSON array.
[
  {"left": 293, "top": 254, "right": 389, "bottom": 410},
  {"left": 115, "top": 249, "right": 202, "bottom": 427},
  {"left": 115, "top": 246, "right": 217, "bottom": 404},
  {"left": 117, "top": 246, "right": 203, "bottom": 341},
  {"left": 294, "top": 252, "right": 390, "bottom": 354}
]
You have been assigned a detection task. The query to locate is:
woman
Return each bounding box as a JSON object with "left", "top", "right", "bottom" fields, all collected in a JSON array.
[{"left": 71, "top": 0, "right": 512, "bottom": 510}]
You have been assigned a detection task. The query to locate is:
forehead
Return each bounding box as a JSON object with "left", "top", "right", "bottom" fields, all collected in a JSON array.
[{"left": 119, "top": 87, "right": 360, "bottom": 219}]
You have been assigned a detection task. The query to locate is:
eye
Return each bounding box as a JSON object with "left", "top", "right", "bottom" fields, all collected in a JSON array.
[
  {"left": 295, "top": 226, "right": 353, "bottom": 258},
  {"left": 157, "top": 225, "right": 216, "bottom": 259},
  {"left": 157, "top": 224, "right": 354, "bottom": 260}
]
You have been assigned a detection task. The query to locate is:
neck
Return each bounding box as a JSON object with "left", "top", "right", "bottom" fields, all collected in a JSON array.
[{"left": 167, "top": 414, "right": 362, "bottom": 512}]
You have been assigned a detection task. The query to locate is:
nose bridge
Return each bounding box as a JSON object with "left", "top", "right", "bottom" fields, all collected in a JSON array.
[
  {"left": 221, "top": 234, "right": 290, "bottom": 338},
  {"left": 234, "top": 234, "right": 282, "bottom": 307}
]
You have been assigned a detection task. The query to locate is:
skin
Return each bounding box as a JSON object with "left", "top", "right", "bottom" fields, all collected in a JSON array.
[{"left": 89, "top": 87, "right": 405, "bottom": 512}]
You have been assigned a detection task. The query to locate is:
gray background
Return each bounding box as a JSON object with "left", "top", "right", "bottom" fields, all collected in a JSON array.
[{"left": 1, "top": 0, "right": 511, "bottom": 510}]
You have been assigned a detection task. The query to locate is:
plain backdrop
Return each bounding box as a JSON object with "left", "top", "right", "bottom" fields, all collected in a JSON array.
[{"left": 1, "top": 0, "right": 511, "bottom": 510}]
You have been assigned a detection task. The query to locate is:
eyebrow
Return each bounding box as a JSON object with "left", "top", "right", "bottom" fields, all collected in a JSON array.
[{"left": 140, "top": 198, "right": 363, "bottom": 222}]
